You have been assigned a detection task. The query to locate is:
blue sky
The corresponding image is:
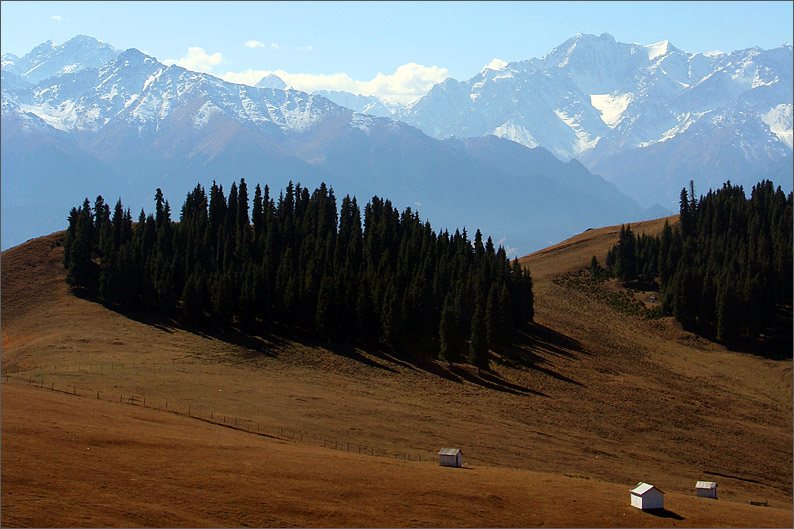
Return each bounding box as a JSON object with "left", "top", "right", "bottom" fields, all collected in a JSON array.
[{"left": 2, "top": 1, "right": 792, "bottom": 102}]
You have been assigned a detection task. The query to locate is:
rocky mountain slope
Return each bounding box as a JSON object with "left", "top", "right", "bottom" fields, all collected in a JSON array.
[{"left": 325, "top": 33, "right": 793, "bottom": 208}]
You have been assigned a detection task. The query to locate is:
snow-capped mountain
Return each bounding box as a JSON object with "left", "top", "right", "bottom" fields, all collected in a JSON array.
[
  {"left": 314, "top": 90, "right": 402, "bottom": 118},
  {"left": 2, "top": 36, "right": 661, "bottom": 253},
  {"left": 334, "top": 33, "right": 792, "bottom": 208},
  {"left": 1, "top": 34, "right": 119, "bottom": 85},
  {"left": 254, "top": 73, "right": 287, "bottom": 89}
]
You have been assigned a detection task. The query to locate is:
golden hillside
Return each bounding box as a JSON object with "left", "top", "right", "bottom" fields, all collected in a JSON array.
[{"left": 2, "top": 220, "right": 791, "bottom": 527}]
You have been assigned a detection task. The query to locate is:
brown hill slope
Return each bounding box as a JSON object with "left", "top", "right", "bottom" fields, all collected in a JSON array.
[
  {"left": 2, "top": 223, "right": 792, "bottom": 527},
  {"left": 3, "top": 382, "right": 792, "bottom": 528}
]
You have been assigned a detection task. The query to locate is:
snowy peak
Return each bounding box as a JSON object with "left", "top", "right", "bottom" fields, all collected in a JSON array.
[
  {"left": 255, "top": 73, "right": 287, "bottom": 89},
  {"left": 2, "top": 40, "right": 354, "bottom": 138},
  {"left": 644, "top": 40, "right": 671, "bottom": 60},
  {"left": 481, "top": 58, "right": 509, "bottom": 73},
  {"left": 1, "top": 35, "right": 119, "bottom": 84},
  {"left": 394, "top": 33, "right": 792, "bottom": 208}
]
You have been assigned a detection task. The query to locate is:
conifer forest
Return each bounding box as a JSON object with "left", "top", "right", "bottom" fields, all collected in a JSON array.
[
  {"left": 62, "top": 180, "right": 534, "bottom": 368},
  {"left": 604, "top": 180, "right": 792, "bottom": 347}
]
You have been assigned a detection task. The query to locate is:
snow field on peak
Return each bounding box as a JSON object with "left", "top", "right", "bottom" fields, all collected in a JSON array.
[
  {"left": 492, "top": 120, "right": 539, "bottom": 149},
  {"left": 193, "top": 100, "right": 222, "bottom": 128},
  {"left": 637, "top": 111, "right": 707, "bottom": 148},
  {"left": 589, "top": 93, "right": 633, "bottom": 128},
  {"left": 644, "top": 40, "right": 670, "bottom": 61},
  {"left": 762, "top": 104, "right": 793, "bottom": 148},
  {"left": 553, "top": 109, "right": 601, "bottom": 154}
]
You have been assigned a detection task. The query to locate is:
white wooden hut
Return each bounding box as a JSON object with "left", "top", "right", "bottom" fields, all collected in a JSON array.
[
  {"left": 630, "top": 482, "right": 665, "bottom": 510},
  {"left": 438, "top": 448, "right": 462, "bottom": 467},
  {"left": 696, "top": 481, "right": 718, "bottom": 499}
]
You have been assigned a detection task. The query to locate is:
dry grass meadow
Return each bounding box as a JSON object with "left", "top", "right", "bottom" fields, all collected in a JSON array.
[{"left": 2, "top": 218, "right": 792, "bottom": 527}]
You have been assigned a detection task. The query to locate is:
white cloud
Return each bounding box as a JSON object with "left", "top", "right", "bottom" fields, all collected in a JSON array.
[
  {"left": 245, "top": 40, "right": 266, "bottom": 49},
  {"left": 485, "top": 58, "right": 508, "bottom": 70},
  {"left": 49, "top": 15, "right": 62, "bottom": 22},
  {"left": 270, "top": 43, "right": 281, "bottom": 50},
  {"left": 296, "top": 45, "right": 314, "bottom": 52},
  {"left": 163, "top": 47, "right": 225, "bottom": 73},
  {"left": 221, "top": 69, "right": 274, "bottom": 86},
  {"left": 220, "top": 62, "right": 448, "bottom": 104},
  {"left": 494, "top": 238, "right": 518, "bottom": 259}
]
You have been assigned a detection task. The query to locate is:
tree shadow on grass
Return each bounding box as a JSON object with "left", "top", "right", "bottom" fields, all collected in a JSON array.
[
  {"left": 451, "top": 364, "right": 550, "bottom": 397},
  {"left": 322, "top": 341, "right": 399, "bottom": 373},
  {"left": 496, "top": 324, "right": 586, "bottom": 387},
  {"left": 91, "top": 293, "right": 580, "bottom": 391},
  {"left": 110, "top": 306, "right": 282, "bottom": 359},
  {"left": 524, "top": 322, "right": 587, "bottom": 359}
]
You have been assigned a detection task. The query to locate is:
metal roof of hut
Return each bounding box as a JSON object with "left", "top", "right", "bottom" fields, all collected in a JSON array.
[
  {"left": 631, "top": 482, "right": 665, "bottom": 495},
  {"left": 438, "top": 448, "right": 462, "bottom": 456}
]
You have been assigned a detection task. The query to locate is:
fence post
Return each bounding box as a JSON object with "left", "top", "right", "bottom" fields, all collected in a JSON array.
[
  {"left": 73, "top": 386, "right": 76, "bottom": 395},
  {"left": 188, "top": 406, "right": 191, "bottom": 417}
]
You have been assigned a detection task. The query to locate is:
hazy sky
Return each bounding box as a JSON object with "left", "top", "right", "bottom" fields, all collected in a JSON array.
[{"left": 2, "top": 1, "right": 792, "bottom": 102}]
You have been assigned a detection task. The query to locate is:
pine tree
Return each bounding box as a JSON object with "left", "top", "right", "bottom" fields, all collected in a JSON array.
[
  {"left": 468, "top": 303, "right": 489, "bottom": 370},
  {"left": 438, "top": 294, "right": 462, "bottom": 363},
  {"left": 252, "top": 183, "right": 264, "bottom": 243},
  {"left": 314, "top": 272, "right": 336, "bottom": 338}
]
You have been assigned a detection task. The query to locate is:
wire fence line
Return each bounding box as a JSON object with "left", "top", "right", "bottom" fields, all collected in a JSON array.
[
  {"left": 2, "top": 356, "right": 260, "bottom": 377},
  {"left": 1, "top": 372, "right": 483, "bottom": 466}
]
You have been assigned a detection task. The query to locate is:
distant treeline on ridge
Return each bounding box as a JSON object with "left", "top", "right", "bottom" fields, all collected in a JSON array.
[
  {"left": 62, "top": 180, "right": 534, "bottom": 368},
  {"left": 602, "top": 179, "right": 792, "bottom": 346}
]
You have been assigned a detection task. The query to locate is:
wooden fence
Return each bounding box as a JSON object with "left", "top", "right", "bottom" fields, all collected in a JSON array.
[{"left": 2, "top": 371, "right": 453, "bottom": 464}]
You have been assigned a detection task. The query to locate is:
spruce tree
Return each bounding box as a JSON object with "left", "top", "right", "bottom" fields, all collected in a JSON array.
[
  {"left": 468, "top": 303, "right": 489, "bottom": 370},
  {"left": 438, "top": 294, "right": 462, "bottom": 363}
]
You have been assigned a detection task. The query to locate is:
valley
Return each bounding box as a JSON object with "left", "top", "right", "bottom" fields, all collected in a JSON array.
[{"left": 2, "top": 219, "right": 791, "bottom": 527}]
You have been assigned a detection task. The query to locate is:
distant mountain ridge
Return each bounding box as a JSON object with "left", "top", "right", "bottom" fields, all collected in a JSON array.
[
  {"left": 2, "top": 35, "right": 669, "bottom": 251},
  {"left": 316, "top": 33, "right": 793, "bottom": 208},
  {"left": 1, "top": 35, "right": 119, "bottom": 85}
]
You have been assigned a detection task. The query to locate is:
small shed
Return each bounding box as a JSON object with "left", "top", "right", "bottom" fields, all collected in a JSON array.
[
  {"left": 630, "top": 482, "right": 665, "bottom": 510},
  {"left": 696, "top": 481, "right": 718, "bottom": 499},
  {"left": 438, "top": 448, "right": 462, "bottom": 467}
]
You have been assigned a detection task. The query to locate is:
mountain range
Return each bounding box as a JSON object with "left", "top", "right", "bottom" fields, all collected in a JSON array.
[
  {"left": 321, "top": 33, "right": 793, "bottom": 208},
  {"left": 3, "top": 33, "right": 790, "bottom": 252}
]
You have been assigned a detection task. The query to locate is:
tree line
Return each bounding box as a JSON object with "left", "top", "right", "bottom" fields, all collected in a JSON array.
[
  {"left": 601, "top": 179, "right": 792, "bottom": 345},
  {"left": 62, "top": 180, "right": 534, "bottom": 368}
]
